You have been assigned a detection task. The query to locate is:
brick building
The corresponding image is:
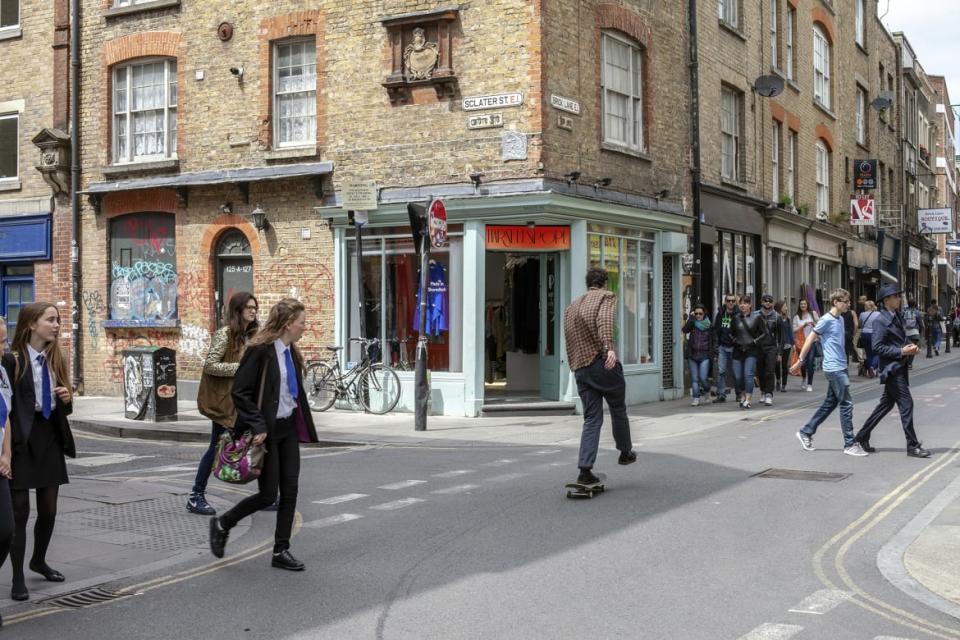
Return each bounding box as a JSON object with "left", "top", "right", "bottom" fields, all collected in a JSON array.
[
  {"left": 926, "top": 75, "right": 957, "bottom": 309},
  {"left": 76, "top": 0, "right": 694, "bottom": 415},
  {"left": 0, "top": 1, "right": 76, "bottom": 359}
]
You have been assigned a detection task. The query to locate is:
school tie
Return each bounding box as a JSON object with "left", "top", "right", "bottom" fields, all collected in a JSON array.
[
  {"left": 0, "top": 390, "right": 7, "bottom": 429},
  {"left": 283, "top": 348, "right": 299, "bottom": 400},
  {"left": 37, "top": 354, "right": 52, "bottom": 419}
]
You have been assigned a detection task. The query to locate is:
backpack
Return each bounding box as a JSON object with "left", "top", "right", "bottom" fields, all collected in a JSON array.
[{"left": 903, "top": 307, "right": 919, "bottom": 331}]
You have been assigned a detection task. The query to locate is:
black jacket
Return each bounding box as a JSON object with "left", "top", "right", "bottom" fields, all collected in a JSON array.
[
  {"left": 713, "top": 307, "right": 739, "bottom": 347},
  {"left": 1, "top": 352, "right": 76, "bottom": 458},
  {"left": 756, "top": 308, "right": 783, "bottom": 350},
  {"left": 732, "top": 311, "right": 766, "bottom": 357},
  {"left": 231, "top": 343, "right": 319, "bottom": 442},
  {"left": 871, "top": 308, "right": 909, "bottom": 383}
]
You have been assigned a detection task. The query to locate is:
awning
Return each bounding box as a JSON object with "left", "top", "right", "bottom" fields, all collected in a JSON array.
[
  {"left": 83, "top": 161, "right": 334, "bottom": 195},
  {"left": 859, "top": 267, "right": 898, "bottom": 284}
]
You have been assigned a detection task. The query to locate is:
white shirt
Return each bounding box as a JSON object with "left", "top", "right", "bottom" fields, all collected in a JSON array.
[
  {"left": 27, "top": 344, "right": 56, "bottom": 412},
  {"left": 273, "top": 340, "right": 297, "bottom": 419}
]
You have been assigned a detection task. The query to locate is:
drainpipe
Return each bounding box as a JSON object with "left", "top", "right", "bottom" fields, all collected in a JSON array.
[
  {"left": 70, "top": 0, "right": 82, "bottom": 391},
  {"left": 688, "top": 0, "right": 704, "bottom": 304}
]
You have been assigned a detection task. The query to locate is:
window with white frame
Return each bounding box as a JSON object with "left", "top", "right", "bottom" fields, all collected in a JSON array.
[
  {"left": 856, "top": 86, "right": 867, "bottom": 145},
  {"left": 855, "top": 0, "right": 865, "bottom": 47},
  {"left": 720, "top": 86, "right": 741, "bottom": 181},
  {"left": 772, "top": 121, "right": 781, "bottom": 202},
  {"left": 112, "top": 59, "right": 177, "bottom": 163},
  {"left": 786, "top": 8, "right": 795, "bottom": 81},
  {"left": 816, "top": 141, "right": 830, "bottom": 218},
  {"left": 813, "top": 25, "right": 831, "bottom": 109},
  {"left": 601, "top": 32, "right": 644, "bottom": 153},
  {"left": 770, "top": 0, "right": 779, "bottom": 69},
  {"left": 787, "top": 130, "right": 796, "bottom": 203},
  {"left": 0, "top": 0, "right": 18, "bottom": 30},
  {"left": 0, "top": 113, "right": 17, "bottom": 181},
  {"left": 274, "top": 39, "right": 317, "bottom": 148},
  {"left": 718, "top": 0, "right": 737, "bottom": 28}
]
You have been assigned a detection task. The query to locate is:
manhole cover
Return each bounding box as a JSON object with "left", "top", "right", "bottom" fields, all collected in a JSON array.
[
  {"left": 47, "top": 587, "right": 127, "bottom": 609},
  {"left": 752, "top": 468, "right": 850, "bottom": 482}
]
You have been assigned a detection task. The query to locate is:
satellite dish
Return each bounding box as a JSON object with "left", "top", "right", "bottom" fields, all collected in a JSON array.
[
  {"left": 753, "top": 75, "right": 785, "bottom": 98},
  {"left": 870, "top": 96, "right": 893, "bottom": 111}
]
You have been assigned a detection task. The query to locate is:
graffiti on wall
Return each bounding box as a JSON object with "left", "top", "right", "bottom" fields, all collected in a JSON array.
[
  {"left": 178, "top": 324, "right": 210, "bottom": 358},
  {"left": 110, "top": 261, "right": 178, "bottom": 321},
  {"left": 82, "top": 291, "right": 104, "bottom": 351}
]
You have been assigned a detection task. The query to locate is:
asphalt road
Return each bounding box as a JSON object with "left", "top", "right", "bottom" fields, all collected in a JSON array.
[{"left": 6, "top": 363, "right": 960, "bottom": 639}]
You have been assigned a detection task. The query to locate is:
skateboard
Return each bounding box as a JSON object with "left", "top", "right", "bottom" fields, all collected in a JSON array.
[{"left": 565, "top": 473, "right": 606, "bottom": 499}]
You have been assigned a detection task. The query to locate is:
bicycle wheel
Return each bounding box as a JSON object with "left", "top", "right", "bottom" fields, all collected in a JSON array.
[
  {"left": 358, "top": 364, "right": 401, "bottom": 414},
  {"left": 306, "top": 362, "right": 338, "bottom": 412}
]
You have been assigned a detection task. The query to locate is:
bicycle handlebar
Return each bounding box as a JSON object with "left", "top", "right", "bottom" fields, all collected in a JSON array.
[{"left": 348, "top": 337, "right": 381, "bottom": 346}]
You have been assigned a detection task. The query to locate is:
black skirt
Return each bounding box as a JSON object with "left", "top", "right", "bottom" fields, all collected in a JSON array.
[{"left": 10, "top": 413, "right": 69, "bottom": 491}]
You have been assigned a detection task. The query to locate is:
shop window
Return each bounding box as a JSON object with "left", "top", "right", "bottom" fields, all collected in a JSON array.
[
  {"left": 273, "top": 38, "right": 317, "bottom": 148},
  {"left": 109, "top": 212, "right": 177, "bottom": 322},
  {"left": 588, "top": 233, "right": 655, "bottom": 365},
  {"left": 0, "top": 113, "right": 17, "bottom": 182},
  {"left": 601, "top": 31, "right": 644, "bottom": 155},
  {"left": 1, "top": 265, "right": 33, "bottom": 338},
  {"left": 347, "top": 233, "right": 462, "bottom": 373},
  {"left": 113, "top": 58, "right": 177, "bottom": 164},
  {"left": 718, "top": 230, "right": 757, "bottom": 301}
]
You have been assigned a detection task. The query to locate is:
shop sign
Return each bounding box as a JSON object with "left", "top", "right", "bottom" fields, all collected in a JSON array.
[
  {"left": 486, "top": 225, "right": 571, "bottom": 251},
  {"left": 854, "top": 159, "right": 878, "bottom": 190},
  {"left": 945, "top": 239, "right": 960, "bottom": 252},
  {"left": 428, "top": 199, "right": 447, "bottom": 248},
  {"left": 467, "top": 112, "right": 504, "bottom": 130},
  {"left": 955, "top": 255, "right": 960, "bottom": 272},
  {"left": 909, "top": 246, "right": 921, "bottom": 270},
  {"left": 849, "top": 197, "right": 875, "bottom": 226},
  {"left": 918, "top": 207, "right": 953, "bottom": 234},
  {"left": 550, "top": 94, "right": 581, "bottom": 115},
  {"left": 341, "top": 180, "right": 378, "bottom": 211},
  {"left": 462, "top": 92, "right": 523, "bottom": 111}
]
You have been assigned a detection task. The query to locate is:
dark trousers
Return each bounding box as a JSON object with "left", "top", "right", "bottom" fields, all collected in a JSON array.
[
  {"left": 775, "top": 347, "right": 792, "bottom": 387},
  {"left": 855, "top": 370, "right": 920, "bottom": 449},
  {"left": 906, "top": 335, "right": 920, "bottom": 368},
  {"left": 220, "top": 416, "right": 300, "bottom": 552},
  {"left": 575, "top": 358, "right": 632, "bottom": 469},
  {"left": 0, "top": 477, "right": 12, "bottom": 570},
  {"left": 757, "top": 348, "right": 778, "bottom": 394},
  {"left": 192, "top": 422, "right": 227, "bottom": 495}
]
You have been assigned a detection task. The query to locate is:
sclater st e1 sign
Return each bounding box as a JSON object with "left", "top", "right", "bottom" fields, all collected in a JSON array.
[
  {"left": 550, "top": 94, "right": 581, "bottom": 115},
  {"left": 462, "top": 93, "right": 523, "bottom": 111}
]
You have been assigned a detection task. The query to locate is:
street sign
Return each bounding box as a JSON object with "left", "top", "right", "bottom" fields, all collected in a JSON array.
[
  {"left": 428, "top": 199, "right": 447, "bottom": 248},
  {"left": 854, "top": 159, "right": 877, "bottom": 190},
  {"left": 918, "top": 207, "right": 953, "bottom": 234},
  {"left": 945, "top": 239, "right": 960, "bottom": 252},
  {"left": 461, "top": 92, "right": 523, "bottom": 111},
  {"left": 341, "top": 180, "right": 378, "bottom": 211},
  {"left": 550, "top": 94, "right": 582, "bottom": 115},
  {"left": 955, "top": 255, "right": 960, "bottom": 271},
  {"left": 466, "top": 112, "right": 504, "bottom": 129},
  {"left": 849, "top": 197, "right": 875, "bottom": 226}
]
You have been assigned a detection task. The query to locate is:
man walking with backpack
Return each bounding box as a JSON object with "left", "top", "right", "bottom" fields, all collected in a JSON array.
[{"left": 901, "top": 295, "right": 923, "bottom": 369}]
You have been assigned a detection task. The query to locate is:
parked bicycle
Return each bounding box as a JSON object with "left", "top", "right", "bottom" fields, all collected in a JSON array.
[{"left": 306, "top": 337, "right": 401, "bottom": 414}]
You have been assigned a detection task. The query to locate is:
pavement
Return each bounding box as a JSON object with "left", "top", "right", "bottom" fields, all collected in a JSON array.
[{"left": 4, "top": 349, "right": 957, "bottom": 631}]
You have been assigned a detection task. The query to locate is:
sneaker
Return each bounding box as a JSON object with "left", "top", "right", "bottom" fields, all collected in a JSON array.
[
  {"left": 844, "top": 443, "right": 869, "bottom": 457},
  {"left": 805, "top": 385, "right": 813, "bottom": 392},
  {"left": 763, "top": 394, "right": 773, "bottom": 406},
  {"left": 796, "top": 431, "right": 815, "bottom": 451},
  {"left": 712, "top": 395, "right": 726, "bottom": 404},
  {"left": 187, "top": 492, "right": 216, "bottom": 516},
  {"left": 263, "top": 496, "right": 280, "bottom": 512},
  {"left": 618, "top": 450, "right": 637, "bottom": 465},
  {"left": 691, "top": 397, "right": 700, "bottom": 407},
  {"left": 577, "top": 469, "right": 601, "bottom": 485},
  {"left": 740, "top": 400, "right": 751, "bottom": 409},
  {"left": 935, "top": 348, "right": 940, "bottom": 356}
]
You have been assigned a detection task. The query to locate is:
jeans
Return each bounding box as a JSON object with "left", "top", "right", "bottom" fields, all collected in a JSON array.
[
  {"left": 575, "top": 357, "right": 633, "bottom": 469},
  {"left": 732, "top": 356, "right": 757, "bottom": 395},
  {"left": 716, "top": 346, "right": 734, "bottom": 397},
  {"left": 860, "top": 335, "right": 879, "bottom": 371},
  {"left": 801, "top": 347, "right": 817, "bottom": 385},
  {"left": 220, "top": 416, "right": 301, "bottom": 552},
  {"left": 932, "top": 327, "right": 942, "bottom": 351},
  {"left": 192, "top": 422, "right": 227, "bottom": 494},
  {"left": 687, "top": 358, "right": 710, "bottom": 398},
  {"left": 800, "top": 369, "right": 855, "bottom": 447}
]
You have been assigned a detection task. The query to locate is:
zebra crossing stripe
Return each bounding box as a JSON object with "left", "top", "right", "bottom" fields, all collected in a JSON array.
[
  {"left": 736, "top": 623, "right": 804, "bottom": 640},
  {"left": 302, "top": 514, "right": 363, "bottom": 529},
  {"left": 370, "top": 498, "right": 426, "bottom": 511},
  {"left": 378, "top": 480, "right": 427, "bottom": 490},
  {"left": 788, "top": 589, "right": 852, "bottom": 615},
  {"left": 431, "top": 484, "right": 479, "bottom": 495},
  {"left": 312, "top": 493, "right": 369, "bottom": 505}
]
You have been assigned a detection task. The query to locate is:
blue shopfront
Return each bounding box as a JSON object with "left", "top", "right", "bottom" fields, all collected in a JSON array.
[{"left": 0, "top": 214, "right": 50, "bottom": 334}]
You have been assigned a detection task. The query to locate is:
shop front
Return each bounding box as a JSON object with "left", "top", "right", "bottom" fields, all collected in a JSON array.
[
  {"left": 329, "top": 190, "right": 689, "bottom": 416},
  {"left": 0, "top": 202, "right": 50, "bottom": 333},
  {"left": 764, "top": 210, "right": 845, "bottom": 313}
]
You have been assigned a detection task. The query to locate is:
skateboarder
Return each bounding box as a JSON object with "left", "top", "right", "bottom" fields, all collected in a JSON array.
[{"left": 563, "top": 267, "right": 637, "bottom": 487}]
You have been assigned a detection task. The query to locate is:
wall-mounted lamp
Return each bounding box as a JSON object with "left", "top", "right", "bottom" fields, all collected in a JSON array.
[
  {"left": 564, "top": 171, "right": 581, "bottom": 187},
  {"left": 593, "top": 177, "right": 612, "bottom": 191},
  {"left": 469, "top": 172, "right": 484, "bottom": 189},
  {"left": 248, "top": 204, "right": 269, "bottom": 231},
  {"left": 220, "top": 202, "right": 233, "bottom": 214}
]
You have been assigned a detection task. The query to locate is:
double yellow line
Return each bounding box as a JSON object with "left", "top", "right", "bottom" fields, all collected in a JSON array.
[{"left": 813, "top": 439, "right": 960, "bottom": 639}]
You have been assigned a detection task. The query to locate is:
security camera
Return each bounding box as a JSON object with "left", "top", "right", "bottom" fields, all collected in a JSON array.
[{"left": 229, "top": 66, "right": 244, "bottom": 79}]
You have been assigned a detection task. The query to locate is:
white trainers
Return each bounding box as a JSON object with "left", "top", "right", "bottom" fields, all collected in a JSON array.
[
  {"left": 691, "top": 397, "right": 700, "bottom": 407},
  {"left": 805, "top": 385, "right": 813, "bottom": 392},
  {"left": 763, "top": 394, "right": 773, "bottom": 406},
  {"left": 796, "top": 431, "right": 815, "bottom": 451},
  {"left": 843, "top": 443, "right": 869, "bottom": 457}
]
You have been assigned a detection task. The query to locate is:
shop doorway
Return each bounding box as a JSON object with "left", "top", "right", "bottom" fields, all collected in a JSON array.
[
  {"left": 215, "top": 230, "right": 253, "bottom": 327},
  {"left": 483, "top": 251, "right": 561, "bottom": 402}
]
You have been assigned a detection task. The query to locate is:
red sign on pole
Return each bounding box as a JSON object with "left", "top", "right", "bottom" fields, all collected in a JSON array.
[
  {"left": 428, "top": 199, "right": 447, "bottom": 248},
  {"left": 849, "top": 197, "right": 875, "bottom": 226}
]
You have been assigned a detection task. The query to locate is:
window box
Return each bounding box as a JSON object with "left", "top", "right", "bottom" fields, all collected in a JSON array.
[
  {"left": 0, "top": 179, "right": 21, "bottom": 192},
  {"left": 104, "top": 0, "right": 180, "bottom": 19}
]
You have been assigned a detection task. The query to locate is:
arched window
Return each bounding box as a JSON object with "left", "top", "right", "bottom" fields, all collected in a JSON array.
[
  {"left": 215, "top": 230, "right": 253, "bottom": 327},
  {"left": 813, "top": 26, "right": 831, "bottom": 109}
]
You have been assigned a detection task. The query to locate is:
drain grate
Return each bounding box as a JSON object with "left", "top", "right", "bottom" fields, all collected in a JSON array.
[
  {"left": 47, "top": 587, "right": 127, "bottom": 609},
  {"left": 753, "top": 468, "right": 850, "bottom": 482}
]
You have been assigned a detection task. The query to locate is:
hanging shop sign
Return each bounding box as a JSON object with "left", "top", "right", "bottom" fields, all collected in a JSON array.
[
  {"left": 550, "top": 94, "right": 581, "bottom": 115},
  {"left": 462, "top": 92, "right": 523, "bottom": 111},
  {"left": 428, "top": 198, "right": 448, "bottom": 248},
  {"left": 486, "top": 225, "right": 571, "bottom": 251},
  {"left": 908, "top": 246, "right": 922, "bottom": 270},
  {"left": 918, "top": 207, "right": 953, "bottom": 234},
  {"left": 849, "top": 197, "right": 875, "bottom": 226},
  {"left": 854, "top": 159, "right": 878, "bottom": 190}
]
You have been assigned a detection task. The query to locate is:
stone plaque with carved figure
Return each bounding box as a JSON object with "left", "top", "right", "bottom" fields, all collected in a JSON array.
[
  {"left": 404, "top": 27, "right": 439, "bottom": 81},
  {"left": 501, "top": 132, "right": 528, "bottom": 161}
]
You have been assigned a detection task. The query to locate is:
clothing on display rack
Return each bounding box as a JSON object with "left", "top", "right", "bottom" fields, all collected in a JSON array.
[{"left": 413, "top": 260, "right": 449, "bottom": 336}]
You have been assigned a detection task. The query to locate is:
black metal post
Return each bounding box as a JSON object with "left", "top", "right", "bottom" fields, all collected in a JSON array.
[
  {"left": 71, "top": 0, "right": 83, "bottom": 392},
  {"left": 688, "top": 0, "right": 703, "bottom": 304},
  {"left": 414, "top": 231, "right": 430, "bottom": 431}
]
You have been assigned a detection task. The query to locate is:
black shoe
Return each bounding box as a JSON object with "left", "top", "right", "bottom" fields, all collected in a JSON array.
[
  {"left": 29, "top": 560, "right": 65, "bottom": 582},
  {"left": 577, "top": 469, "right": 601, "bottom": 485},
  {"left": 209, "top": 516, "right": 229, "bottom": 558},
  {"left": 618, "top": 450, "right": 637, "bottom": 465},
  {"left": 857, "top": 439, "right": 877, "bottom": 453},
  {"left": 712, "top": 395, "right": 726, "bottom": 403},
  {"left": 271, "top": 549, "right": 305, "bottom": 571},
  {"left": 907, "top": 446, "right": 931, "bottom": 458},
  {"left": 10, "top": 582, "right": 28, "bottom": 601},
  {"left": 263, "top": 497, "right": 280, "bottom": 512}
]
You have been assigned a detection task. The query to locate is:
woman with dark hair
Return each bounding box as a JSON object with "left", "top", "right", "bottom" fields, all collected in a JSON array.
[
  {"left": 187, "top": 292, "right": 259, "bottom": 516},
  {"left": 1, "top": 303, "right": 75, "bottom": 601},
  {"left": 682, "top": 303, "right": 713, "bottom": 406},
  {"left": 792, "top": 298, "right": 820, "bottom": 391},
  {"left": 774, "top": 301, "right": 794, "bottom": 392},
  {"left": 209, "top": 298, "right": 319, "bottom": 571}
]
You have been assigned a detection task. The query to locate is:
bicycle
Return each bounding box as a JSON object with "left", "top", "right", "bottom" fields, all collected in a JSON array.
[
  {"left": 389, "top": 335, "right": 414, "bottom": 371},
  {"left": 305, "top": 338, "right": 401, "bottom": 415}
]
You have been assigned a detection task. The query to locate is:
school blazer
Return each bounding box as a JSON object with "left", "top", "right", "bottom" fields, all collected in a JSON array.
[
  {"left": 870, "top": 309, "right": 909, "bottom": 383},
  {"left": 231, "top": 343, "right": 319, "bottom": 443},
  {"left": 1, "top": 353, "right": 76, "bottom": 458}
]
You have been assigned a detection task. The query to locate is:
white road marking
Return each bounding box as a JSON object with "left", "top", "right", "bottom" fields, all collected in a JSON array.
[
  {"left": 479, "top": 459, "right": 518, "bottom": 467},
  {"left": 302, "top": 448, "right": 366, "bottom": 459},
  {"left": 432, "top": 470, "right": 476, "bottom": 478},
  {"left": 377, "top": 480, "right": 427, "bottom": 490},
  {"left": 736, "top": 623, "right": 804, "bottom": 640},
  {"left": 302, "top": 514, "right": 364, "bottom": 528},
  {"left": 525, "top": 449, "right": 561, "bottom": 456},
  {"left": 370, "top": 498, "right": 426, "bottom": 511},
  {"left": 484, "top": 472, "right": 528, "bottom": 483},
  {"left": 68, "top": 453, "right": 153, "bottom": 468},
  {"left": 872, "top": 636, "right": 918, "bottom": 639},
  {"left": 312, "top": 493, "right": 369, "bottom": 505},
  {"left": 431, "top": 484, "right": 480, "bottom": 495},
  {"left": 788, "top": 589, "right": 853, "bottom": 615}
]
